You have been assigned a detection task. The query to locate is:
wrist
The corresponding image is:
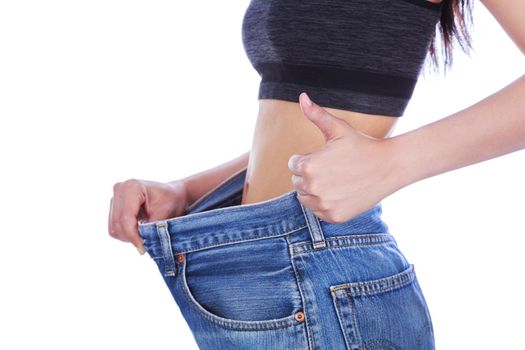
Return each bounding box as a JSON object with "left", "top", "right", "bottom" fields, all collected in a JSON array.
[
  {"left": 167, "top": 179, "right": 191, "bottom": 213},
  {"left": 383, "top": 132, "right": 421, "bottom": 191}
]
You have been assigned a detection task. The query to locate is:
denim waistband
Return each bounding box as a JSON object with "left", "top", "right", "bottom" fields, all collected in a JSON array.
[{"left": 137, "top": 167, "right": 390, "bottom": 275}]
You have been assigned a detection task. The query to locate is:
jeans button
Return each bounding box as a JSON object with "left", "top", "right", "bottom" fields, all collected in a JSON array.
[{"left": 295, "top": 311, "right": 305, "bottom": 322}]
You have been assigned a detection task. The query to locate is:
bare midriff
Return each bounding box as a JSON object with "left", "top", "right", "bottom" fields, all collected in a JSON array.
[{"left": 240, "top": 99, "right": 400, "bottom": 205}]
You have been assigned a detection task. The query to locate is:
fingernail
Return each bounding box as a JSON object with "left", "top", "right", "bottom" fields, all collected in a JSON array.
[
  {"left": 137, "top": 246, "right": 145, "bottom": 255},
  {"left": 288, "top": 154, "right": 299, "bottom": 170},
  {"left": 303, "top": 92, "right": 312, "bottom": 107}
]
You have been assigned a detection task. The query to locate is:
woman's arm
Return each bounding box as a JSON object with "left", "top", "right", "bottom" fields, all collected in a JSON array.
[
  {"left": 288, "top": 70, "right": 524, "bottom": 223},
  {"left": 388, "top": 0, "right": 525, "bottom": 189},
  {"left": 389, "top": 73, "right": 525, "bottom": 190},
  {"left": 109, "top": 152, "right": 248, "bottom": 255},
  {"left": 288, "top": 74, "right": 524, "bottom": 223},
  {"left": 169, "top": 151, "right": 249, "bottom": 206},
  {"left": 287, "top": 0, "right": 524, "bottom": 224}
]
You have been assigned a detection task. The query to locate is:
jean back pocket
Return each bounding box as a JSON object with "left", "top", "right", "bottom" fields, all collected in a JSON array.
[{"left": 330, "top": 264, "right": 435, "bottom": 350}]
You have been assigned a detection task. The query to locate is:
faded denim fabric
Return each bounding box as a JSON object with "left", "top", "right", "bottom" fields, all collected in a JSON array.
[{"left": 138, "top": 166, "right": 435, "bottom": 350}]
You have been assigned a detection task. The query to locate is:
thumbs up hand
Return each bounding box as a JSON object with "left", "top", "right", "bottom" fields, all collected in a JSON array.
[{"left": 288, "top": 92, "right": 404, "bottom": 224}]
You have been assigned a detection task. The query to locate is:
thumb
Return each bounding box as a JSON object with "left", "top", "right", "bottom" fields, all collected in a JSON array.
[
  {"left": 299, "top": 92, "right": 348, "bottom": 143},
  {"left": 132, "top": 235, "right": 146, "bottom": 255}
]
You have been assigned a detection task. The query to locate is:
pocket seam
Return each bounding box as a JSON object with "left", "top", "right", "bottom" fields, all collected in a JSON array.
[
  {"left": 179, "top": 254, "right": 300, "bottom": 331},
  {"left": 330, "top": 264, "right": 416, "bottom": 297},
  {"left": 291, "top": 233, "right": 395, "bottom": 256}
]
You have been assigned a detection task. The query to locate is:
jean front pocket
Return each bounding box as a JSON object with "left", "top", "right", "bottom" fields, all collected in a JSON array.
[
  {"left": 329, "top": 264, "right": 435, "bottom": 350},
  {"left": 179, "top": 236, "right": 304, "bottom": 331}
]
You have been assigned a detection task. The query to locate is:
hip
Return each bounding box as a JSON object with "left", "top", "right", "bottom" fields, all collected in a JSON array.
[{"left": 137, "top": 167, "right": 435, "bottom": 349}]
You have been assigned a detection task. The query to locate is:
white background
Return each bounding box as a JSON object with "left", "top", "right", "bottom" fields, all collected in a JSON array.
[{"left": 1, "top": 1, "right": 524, "bottom": 349}]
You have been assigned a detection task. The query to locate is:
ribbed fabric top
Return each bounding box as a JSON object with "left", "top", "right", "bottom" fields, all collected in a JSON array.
[{"left": 241, "top": 0, "right": 443, "bottom": 117}]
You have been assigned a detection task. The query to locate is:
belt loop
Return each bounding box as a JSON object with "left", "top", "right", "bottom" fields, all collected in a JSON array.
[
  {"left": 299, "top": 200, "right": 326, "bottom": 250},
  {"left": 155, "top": 220, "right": 177, "bottom": 277}
]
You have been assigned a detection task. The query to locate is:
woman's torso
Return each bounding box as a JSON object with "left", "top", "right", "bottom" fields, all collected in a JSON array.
[
  {"left": 240, "top": 100, "right": 399, "bottom": 205},
  {"left": 238, "top": 0, "right": 444, "bottom": 205}
]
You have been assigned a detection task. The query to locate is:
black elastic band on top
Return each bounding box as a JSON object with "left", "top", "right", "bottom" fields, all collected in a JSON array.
[
  {"left": 255, "top": 62, "right": 417, "bottom": 99},
  {"left": 399, "top": 0, "right": 444, "bottom": 11}
]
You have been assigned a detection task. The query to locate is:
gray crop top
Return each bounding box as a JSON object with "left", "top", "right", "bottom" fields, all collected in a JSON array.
[{"left": 241, "top": 0, "right": 444, "bottom": 117}]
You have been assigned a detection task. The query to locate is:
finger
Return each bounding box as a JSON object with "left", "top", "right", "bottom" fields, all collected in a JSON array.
[
  {"left": 296, "top": 191, "right": 323, "bottom": 212},
  {"left": 131, "top": 231, "right": 146, "bottom": 255},
  {"left": 299, "top": 92, "right": 346, "bottom": 143},
  {"left": 112, "top": 181, "right": 146, "bottom": 254},
  {"left": 120, "top": 198, "right": 146, "bottom": 255},
  {"left": 109, "top": 195, "right": 129, "bottom": 241},
  {"left": 291, "top": 174, "right": 309, "bottom": 196},
  {"left": 288, "top": 153, "right": 311, "bottom": 176},
  {"left": 288, "top": 154, "right": 301, "bottom": 175},
  {"left": 296, "top": 193, "right": 334, "bottom": 224}
]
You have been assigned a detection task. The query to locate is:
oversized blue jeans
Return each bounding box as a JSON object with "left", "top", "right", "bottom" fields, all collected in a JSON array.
[{"left": 138, "top": 166, "right": 435, "bottom": 349}]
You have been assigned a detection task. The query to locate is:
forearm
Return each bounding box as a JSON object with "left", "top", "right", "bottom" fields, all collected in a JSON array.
[
  {"left": 390, "top": 73, "right": 525, "bottom": 189},
  {"left": 170, "top": 151, "right": 250, "bottom": 205}
]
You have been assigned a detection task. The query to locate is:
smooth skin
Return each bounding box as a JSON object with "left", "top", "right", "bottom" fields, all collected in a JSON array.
[{"left": 109, "top": 0, "right": 524, "bottom": 254}]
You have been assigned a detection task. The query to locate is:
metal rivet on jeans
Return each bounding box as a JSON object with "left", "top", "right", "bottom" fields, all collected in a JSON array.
[
  {"left": 295, "top": 311, "right": 305, "bottom": 322},
  {"left": 177, "top": 254, "right": 185, "bottom": 263}
]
